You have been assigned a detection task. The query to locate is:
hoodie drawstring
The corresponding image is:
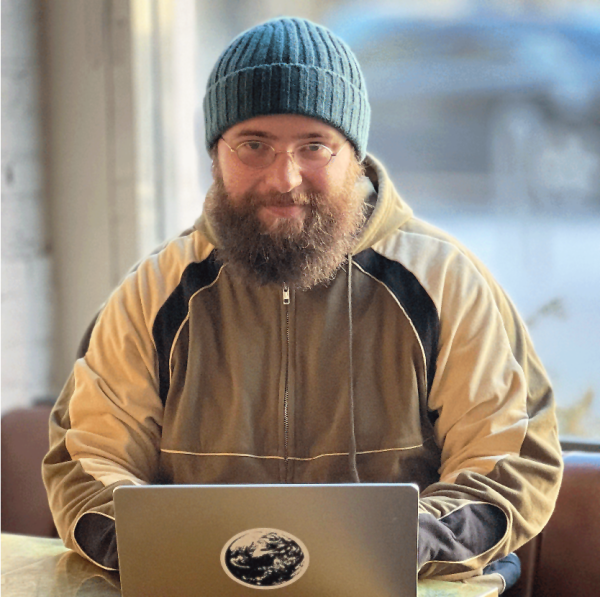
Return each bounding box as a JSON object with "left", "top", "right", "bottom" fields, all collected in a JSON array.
[{"left": 347, "top": 255, "right": 360, "bottom": 483}]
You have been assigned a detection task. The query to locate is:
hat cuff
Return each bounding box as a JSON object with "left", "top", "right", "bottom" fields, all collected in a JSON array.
[{"left": 204, "top": 63, "right": 370, "bottom": 161}]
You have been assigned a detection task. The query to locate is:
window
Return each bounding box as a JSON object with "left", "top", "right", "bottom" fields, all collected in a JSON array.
[{"left": 133, "top": 0, "right": 600, "bottom": 445}]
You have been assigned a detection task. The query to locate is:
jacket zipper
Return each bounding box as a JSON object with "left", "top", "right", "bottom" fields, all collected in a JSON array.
[{"left": 283, "top": 284, "right": 290, "bottom": 481}]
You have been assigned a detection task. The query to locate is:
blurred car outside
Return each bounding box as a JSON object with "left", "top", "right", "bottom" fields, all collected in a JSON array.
[{"left": 328, "top": 12, "right": 600, "bottom": 216}]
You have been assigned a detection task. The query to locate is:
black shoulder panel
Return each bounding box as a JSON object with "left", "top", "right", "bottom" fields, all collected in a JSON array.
[
  {"left": 152, "top": 251, "right": 222, "bottom": 405},
  {"left": 354, "top": 249, "right": 440, "bottom": 395}
]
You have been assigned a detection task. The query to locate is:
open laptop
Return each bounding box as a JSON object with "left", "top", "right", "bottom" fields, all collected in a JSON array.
[{"left": 114, "top": 483, "right": 419, "bottom": 597}]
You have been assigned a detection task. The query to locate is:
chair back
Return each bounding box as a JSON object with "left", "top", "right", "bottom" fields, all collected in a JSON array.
[{"left": 1, "top": 404, "right": 57, "bottom": 537}]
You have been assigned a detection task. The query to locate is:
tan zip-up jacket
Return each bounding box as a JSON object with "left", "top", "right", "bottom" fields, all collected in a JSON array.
[{"left": 43, "top": 155, "right": 562, "bottom": 585}]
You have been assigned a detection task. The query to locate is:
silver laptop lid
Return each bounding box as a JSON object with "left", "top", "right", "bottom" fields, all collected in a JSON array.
[{"left": 114, "top": 483, "right": 418, "bottom": 597}]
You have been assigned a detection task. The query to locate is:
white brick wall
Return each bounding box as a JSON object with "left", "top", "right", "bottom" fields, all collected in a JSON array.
[{"left": 1, "top": 0, "right": 54, "bottom": 413}]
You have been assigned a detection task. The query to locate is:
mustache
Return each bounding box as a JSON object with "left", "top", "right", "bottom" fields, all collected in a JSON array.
[{"left": 245, "top": 190, "right": 315, "bottom": 208}]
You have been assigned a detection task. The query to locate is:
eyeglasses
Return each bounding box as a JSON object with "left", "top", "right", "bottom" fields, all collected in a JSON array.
[{"left": 220, "top": 138, "right": 348, "bottom": 170}]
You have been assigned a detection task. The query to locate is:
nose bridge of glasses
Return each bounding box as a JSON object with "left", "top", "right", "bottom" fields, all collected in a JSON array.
[
  {"left": 274, "top": 147, "right": 295, "bottom": 156},
  {"left": 273, "top": 147, "right": 299, "bottom": 167},
  {"left": 271, "top": 148, "right": 302, "bottom": 179},
  {"left": 265, "top": 148, "right": 303, "bottom": 192}
]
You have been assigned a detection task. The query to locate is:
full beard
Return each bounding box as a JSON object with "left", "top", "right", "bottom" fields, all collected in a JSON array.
[{"left": 204, "top": 158, "right": 367, "bottom": 290}]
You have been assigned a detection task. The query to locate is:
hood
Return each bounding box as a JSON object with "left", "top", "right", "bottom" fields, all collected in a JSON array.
[
  {"left": 352, "top": 154, "right": 413, "bottom": 253},
  {"left": 195, "top": 153, "right": 414, "bottom": 252}
]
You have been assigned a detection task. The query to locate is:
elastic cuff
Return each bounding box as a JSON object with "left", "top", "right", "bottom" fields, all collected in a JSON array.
[{"left": 73, "top": 512, "right": 119, "bottom": 570}]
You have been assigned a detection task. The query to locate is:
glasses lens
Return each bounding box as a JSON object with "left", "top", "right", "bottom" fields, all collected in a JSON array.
[
  {"left": 295, "top": 144, "right": 333, "bottom": 169},
  {"left": 236, "top": 141, "right": 274, "bottom": 168}
]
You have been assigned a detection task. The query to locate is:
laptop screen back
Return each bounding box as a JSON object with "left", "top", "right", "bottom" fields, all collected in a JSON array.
[{"left": 114, "top": 483, "right": 418, "bottom": 597}]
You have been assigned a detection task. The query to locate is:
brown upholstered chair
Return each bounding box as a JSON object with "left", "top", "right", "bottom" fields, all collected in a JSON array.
[
  {"left": 1, "top": 403, "right": 58, "bottom": 537},
  {"left": 505, "top": 451, "right": 600, "bottom": 597},
  {"left": 2, "top": 399, "right": 599, "bottom": 596},
  {"left": 533, "top": 451, "right": 600, "bottom": 597}
]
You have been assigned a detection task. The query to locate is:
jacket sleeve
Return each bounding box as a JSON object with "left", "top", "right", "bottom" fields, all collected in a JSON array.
[
  {"left": 401, "top": 228, "right": 563, "bottom": 583},
  {"left": 42, "top": 263, "right": 165, "bottom": 571}
]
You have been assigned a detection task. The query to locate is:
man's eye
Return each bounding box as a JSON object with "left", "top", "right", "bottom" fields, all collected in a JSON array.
[
  {"left": 245, "top": 141, "right": 267, "bottom": 152},
  {"left": 298, "top": 144, "right": 328, "bottom": 155},
  {"left": 297, "top": 144, "right": 330, "bottom": 161}
]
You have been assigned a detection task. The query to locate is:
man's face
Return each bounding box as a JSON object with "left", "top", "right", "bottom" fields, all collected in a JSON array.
[
  {"left": 205, "top": 114, "right": 366, "bottom": 289},
  {"left": 217, "top": 114, "right": 355, "bottom": 229}
]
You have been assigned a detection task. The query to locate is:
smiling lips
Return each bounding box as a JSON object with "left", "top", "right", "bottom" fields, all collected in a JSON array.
[{"left": 261, "top": 204, "right": 307, "bottom": 219}]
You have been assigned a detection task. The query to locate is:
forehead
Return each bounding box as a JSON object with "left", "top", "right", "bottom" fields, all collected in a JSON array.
[{"left": 224, "top": 114, "right": 347, "bottom": 144}]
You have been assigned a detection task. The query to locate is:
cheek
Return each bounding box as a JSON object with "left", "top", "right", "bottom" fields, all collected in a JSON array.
[
  {"left": 218, "top": 160, "right": 258, "bottom": 203},
  {"left": 303, "top": 168, "right": 340, "bottom": 195},
  {"left": 329, "top": 150, "right": 355, "bottom": 183},
  {"left": 311, "top": 164, "right": 348, "bottom": 196}
]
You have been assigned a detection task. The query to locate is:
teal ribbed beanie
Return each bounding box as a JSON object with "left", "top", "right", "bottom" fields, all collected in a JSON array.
[{"left": 203, "top": 17, "right": 370, "bottom": 160}]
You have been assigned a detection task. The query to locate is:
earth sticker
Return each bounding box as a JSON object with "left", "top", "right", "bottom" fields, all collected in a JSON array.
[{"left": 221, "top": 528, "right": 309, "bottom": 589}]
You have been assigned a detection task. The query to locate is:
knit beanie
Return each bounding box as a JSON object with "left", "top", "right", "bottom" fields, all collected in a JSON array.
[{"left": 203, "top": 17, "right": 370, "bottom": 160}]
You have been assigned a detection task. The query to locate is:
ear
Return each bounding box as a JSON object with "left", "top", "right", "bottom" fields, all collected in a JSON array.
[{"left": 209, "top": 145, "right": 219, "bottom": 179}]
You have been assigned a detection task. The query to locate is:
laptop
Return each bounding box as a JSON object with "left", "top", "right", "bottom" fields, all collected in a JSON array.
[{"left": 114, "top": 483, "right": 419, "bottom": 597}]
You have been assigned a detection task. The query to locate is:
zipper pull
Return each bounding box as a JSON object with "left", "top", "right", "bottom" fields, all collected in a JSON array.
[{"left": 282, "top": 284, "right": 290, "bottom": 305}]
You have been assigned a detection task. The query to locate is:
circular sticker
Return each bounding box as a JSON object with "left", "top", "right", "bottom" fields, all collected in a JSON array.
[{"left": 221, "top": 528, "right": 309, "bottom": 589}]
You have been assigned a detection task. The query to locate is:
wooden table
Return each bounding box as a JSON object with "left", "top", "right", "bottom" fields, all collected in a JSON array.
[{"left": 1, "top": 533, "right": 498, "bottom": 596}]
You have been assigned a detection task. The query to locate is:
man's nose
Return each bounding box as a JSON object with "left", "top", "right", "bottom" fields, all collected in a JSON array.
[{"left": 264, "top": 153, "right": 303, "bottom": 193}]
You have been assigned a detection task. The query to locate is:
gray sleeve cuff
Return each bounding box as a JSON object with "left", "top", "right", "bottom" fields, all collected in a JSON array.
[{"left": 418, "top": 503, "right": 507, "bottom": 568}]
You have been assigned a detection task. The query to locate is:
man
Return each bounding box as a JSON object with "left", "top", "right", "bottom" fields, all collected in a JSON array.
[{"left": 43, "top": 17, "right": 562, "bottom": 591}]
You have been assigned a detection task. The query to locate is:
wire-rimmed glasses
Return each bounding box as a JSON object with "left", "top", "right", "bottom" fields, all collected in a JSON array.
[{"left": 220, "top": 138, "right": 348, "bottom": 170}]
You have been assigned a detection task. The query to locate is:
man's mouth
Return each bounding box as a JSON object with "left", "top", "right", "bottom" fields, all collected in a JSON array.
[{"left": 261, "top": 204, "right": 307, "bottom": 219}]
